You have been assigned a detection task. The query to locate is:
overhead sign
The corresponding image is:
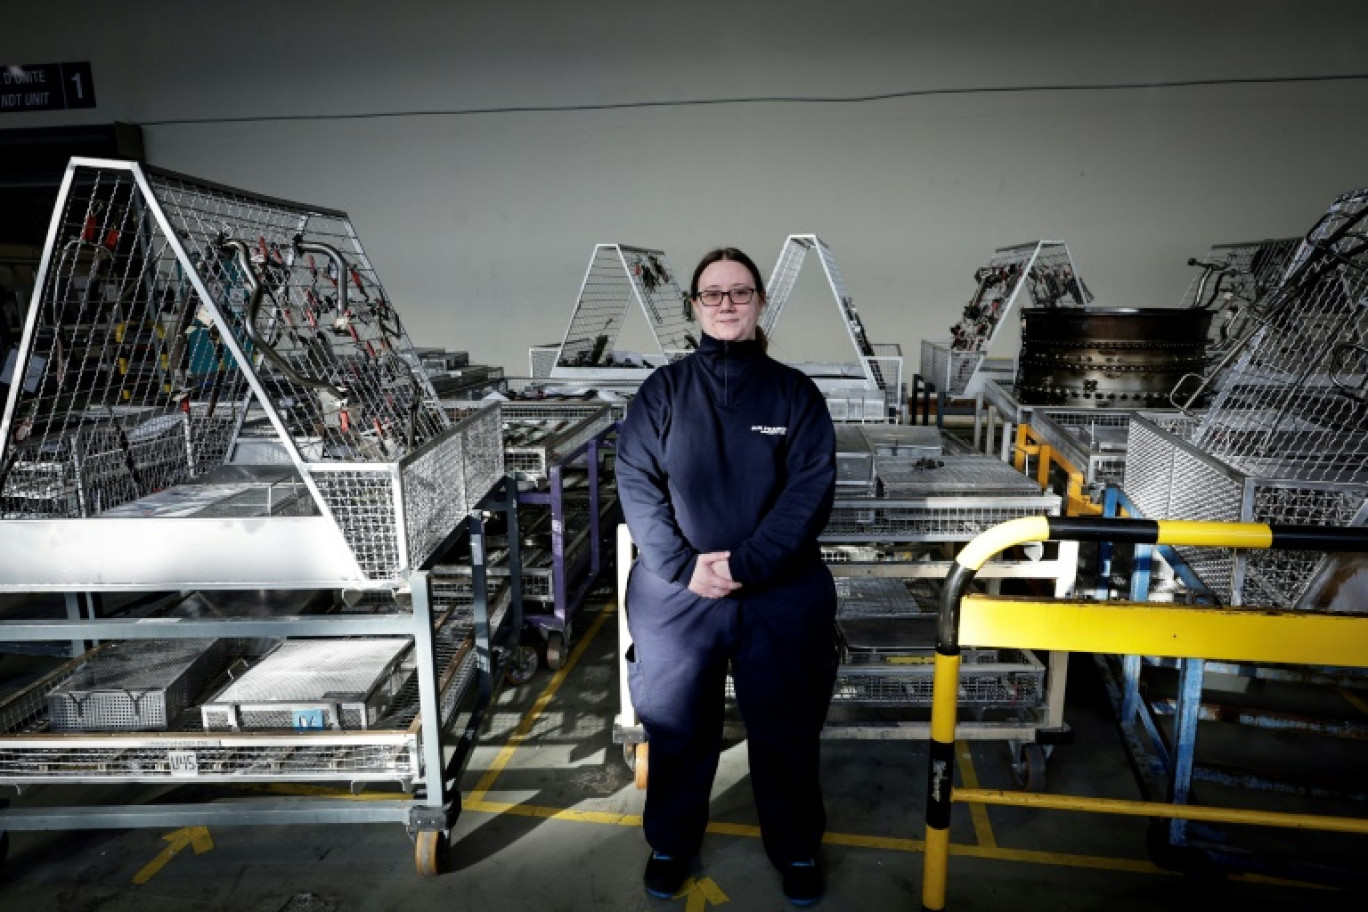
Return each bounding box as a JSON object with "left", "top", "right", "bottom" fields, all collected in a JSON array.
[{"left": 1, "top": 62, "right": 96, "bottom": 113}]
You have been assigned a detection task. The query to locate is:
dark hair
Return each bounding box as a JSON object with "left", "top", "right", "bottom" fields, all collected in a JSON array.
[{"left": 689, "top": 247, "right": 769, "bottom": 352}]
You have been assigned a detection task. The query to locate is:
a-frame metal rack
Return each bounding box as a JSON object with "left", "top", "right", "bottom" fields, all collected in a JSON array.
[{"left": 0, "top": 157, "right": 518, "bottom": 876}]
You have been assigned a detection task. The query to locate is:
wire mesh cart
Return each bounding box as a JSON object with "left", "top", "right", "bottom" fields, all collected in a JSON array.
[
  {"left": 1174, "top": 236, "right": 1301, "bottom": 395},
  {"left": 442, "top": 399, "right": 619, "bottom": 678},
  {"left": 1097, "top": 186, "right": 1368, "bottom": 876},
  {"left": 917, "top": 240, "right": 1090, "bottom": 426},
  {"left": 0, "top": 157, "right": 522, "bottom": 876},
  {"left": 612, "top": 428, "right": 1078, "bottom": 789}
]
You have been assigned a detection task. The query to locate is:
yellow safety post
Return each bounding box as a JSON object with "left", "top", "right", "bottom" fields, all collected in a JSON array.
[{"left": 921, "top": 516, "right": 1368, "bottom": 911}]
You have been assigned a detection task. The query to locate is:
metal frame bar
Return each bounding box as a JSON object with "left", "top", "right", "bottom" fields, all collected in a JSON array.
[
  {"left": 922, "top": 515, "right": 1368, "bottom": 910},
  {"left": 0, "top": 477, "right": 521, "bottom": 855}
]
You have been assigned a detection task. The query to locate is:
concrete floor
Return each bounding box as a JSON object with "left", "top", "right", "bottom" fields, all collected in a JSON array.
[{"left": 1, "top": 591, "right": 1365, "bottom": 912}]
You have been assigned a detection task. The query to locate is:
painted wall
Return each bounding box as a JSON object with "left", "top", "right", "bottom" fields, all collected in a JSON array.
[{"left": 7, "top": 1, "right": 1368, "bottom": 375}]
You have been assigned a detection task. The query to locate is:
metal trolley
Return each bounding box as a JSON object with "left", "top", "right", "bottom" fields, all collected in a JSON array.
[
  {"left": 0, "top": 158, "right": 519, "bottom": 875},
  {"left": 443, "top": 400, "right": 618, "bottom": 677},
  {"left": 818, "top": 440, "right": 1078, "bottom": 786},
  {"left": 1091, "top": 187, "right": 1368, "bottom": 879}
]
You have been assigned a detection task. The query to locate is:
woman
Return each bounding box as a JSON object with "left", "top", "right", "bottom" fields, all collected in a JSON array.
[{"left": 616, "top": 247, "right": 839, "bottom": 906}]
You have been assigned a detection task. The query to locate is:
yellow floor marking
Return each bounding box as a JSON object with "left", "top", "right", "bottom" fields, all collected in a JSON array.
[
  {"left": 681, "top": 875, "right": 730, "bottom": 910},
  {"left": 132, "top": 826, "right": 213, "bottom": 884},
  {"left": 467, "top": 597, "right": 615, "bottom": 801},
  {"left": 956, "top": 740, "right": 997, "bottom": 849},
  {"left": 463, "top": 797, "right": 641, "bottom": 827}
]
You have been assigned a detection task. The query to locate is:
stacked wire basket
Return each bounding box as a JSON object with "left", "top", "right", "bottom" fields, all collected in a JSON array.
[{"left": 1123, "top": 187, "right": 1368, "bottom": 609}]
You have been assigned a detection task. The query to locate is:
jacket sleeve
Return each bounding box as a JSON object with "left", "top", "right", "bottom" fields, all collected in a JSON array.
[
  {"left": 727, "top": 377, "right": 836, "bottom": 586},
  {"left": 614, "top": 377, "right": 699, "bottom": 586}
]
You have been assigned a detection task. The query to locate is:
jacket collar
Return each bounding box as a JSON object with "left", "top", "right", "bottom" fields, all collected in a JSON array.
[{"left": 697, "top": 332, "right": 763, "bottom": 360}]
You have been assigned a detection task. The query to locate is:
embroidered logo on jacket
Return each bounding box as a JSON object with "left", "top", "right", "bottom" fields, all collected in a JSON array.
[{"left": 751, "top": 425, "right": 787, "bottom": 436}]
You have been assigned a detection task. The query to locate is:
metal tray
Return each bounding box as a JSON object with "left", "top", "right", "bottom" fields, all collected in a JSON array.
[
  {"left": 47, "top": 639, "right": 227, "bottom": 732},
  {"left": 201, "top": 637, "right": 414, "bottom": 732}
]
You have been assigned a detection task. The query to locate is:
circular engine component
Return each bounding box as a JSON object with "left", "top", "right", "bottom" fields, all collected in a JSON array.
[{"left": 1014, "top": 307, "right": 1212, "bottom": 408}]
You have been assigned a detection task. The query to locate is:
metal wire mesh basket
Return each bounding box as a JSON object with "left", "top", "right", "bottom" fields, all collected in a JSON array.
[
  {"left": 552, "top": 244, "right": 691, "bottom": 375},
  {"left": 0, "top": 159, "right": 503, "bottom": 587},
  {"left": 1029, "top": 408, "right": 1135, "bottom": 488},
  {"left": 47, "top": 639, "right": 227, "bottom": 732},
  {"left": 763, "top": 235, "right": 899, "bottom": 404},
  {"left": 495, "top": 402, "right": 612, "bottom": 480},
  {"left": 1124, "top": 412, "right": 1368, "bottom": 607},
  {"left": 200, "top": 637, "right": 415, "bottom": 732},
  {"left": 1123, "top": 189, "right": 1368, "bottom": 607},
  {"left": 1179, "top": 237, "right": 1301, "bottom": 365},
  {"left": 1189, "top": 188, "right": 1368, "bottom": 485},
  {"left": 921, "top": 240, "right": 1089, "bottom": 397}
]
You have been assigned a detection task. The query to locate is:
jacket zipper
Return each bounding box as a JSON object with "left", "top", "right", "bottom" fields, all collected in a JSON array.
[{"left": 722, "top": 340, "right": 730, "bottom": 404}]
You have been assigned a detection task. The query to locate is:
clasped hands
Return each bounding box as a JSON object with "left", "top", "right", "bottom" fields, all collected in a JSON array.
[{"left": 688, "top": 550, "right": 742, "bottom": 600}]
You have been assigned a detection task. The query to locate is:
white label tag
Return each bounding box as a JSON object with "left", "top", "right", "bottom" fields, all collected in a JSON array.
[{"left": 168, "top": 750, "right": 199, "bottom": 777}]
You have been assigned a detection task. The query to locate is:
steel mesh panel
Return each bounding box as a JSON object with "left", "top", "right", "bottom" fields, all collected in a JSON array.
[
  {"left": 1244, "top": 484, "right": 1368, "bottom": 608},
  {"left": 833, "top": 650, "right": 1044, "bottom": 707},
  {"left": 498, "top": 402, "right": 611, "bottom": 478},
  {"left": 1165, "top": 443, "right": 1245, "bottom": 601},
  {"left": 145, "top": 168, "right": 450, "bottom": 460},
  {"left": 401, "top": 406, "right": 503, "bottom": 570},
  {"left": 835, "top": 577, "right": 930, "bottom": 618},
  {"left": 919, "top": 340, "right": 980, "bottom": 396},
  {"left": 311, "top": 471, "right": 401, "bottom": 579},
  {"left": 529, "top": 345, "right": 558, "bottom": 378},
  {"left": 763, "top": 235, "right": 888, "bottom": 391},
  {"left": 1194, "top": 189, "right": 1368, "bottom": 484},
  {"left": 1123, "top": 417, "right": 1179, "bottom": 519},
  {"left": 47, "top": 639, "right": 227, "bottom": 732},
  {"left": 1180, "top": 239, "right": 1301, "bottom": 361},
  {"left": 760, "top": 237, "right": 807, "bottom": 337},
  {"left": 186, "top": 408, "right": 238, "bottom": 472},
  {"left": 556, "top": 244, "right": 690, "bottom": 368},
  {"left": 875, "top": 455, "right": 1043, "bottom": 497},
  {"left": 822, "top": 496, "right": 1059, "bottom": 542}
]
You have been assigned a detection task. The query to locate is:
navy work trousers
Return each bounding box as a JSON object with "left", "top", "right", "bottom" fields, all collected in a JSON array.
[{"left": 625, "top": 559, "right": 839, "bottom": 867}]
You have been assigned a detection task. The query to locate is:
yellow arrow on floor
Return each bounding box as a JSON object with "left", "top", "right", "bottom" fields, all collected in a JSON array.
[
  {"left": 132, "top": 826, "right": 214, "bottom": 884},
  {"left": 681, "top": 875, "right": 729, "bottom": 911}
]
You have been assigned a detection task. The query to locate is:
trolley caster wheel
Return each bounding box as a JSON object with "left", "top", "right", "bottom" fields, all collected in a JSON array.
[
  {"left": 506, "top": 644, "right": 538, "bottom": 685},
  {"left": 628, "top": 742, "right": 649, "bottom": 790},
  {"left": 414, "top": 829, "right": 448, "bottom": 877},
  {"left": 546, "top": 631, "right": 567, "bottom": 671},
  {"left": 1011, "top": 743, "right": 1047, "bottom": 792}
]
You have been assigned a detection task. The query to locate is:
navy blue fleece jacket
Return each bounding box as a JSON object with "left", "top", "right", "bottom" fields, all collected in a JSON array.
[{"left": 616, "top": 333, "right": 836, "bottom": 591}]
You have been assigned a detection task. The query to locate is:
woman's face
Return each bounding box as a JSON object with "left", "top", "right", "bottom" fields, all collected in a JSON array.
[{"left": 693, "top": 259, "right": 763, "bottom": 343}]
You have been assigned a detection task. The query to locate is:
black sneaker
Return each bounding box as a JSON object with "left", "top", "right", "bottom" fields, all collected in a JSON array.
[
  {"left": 643, "top": 851, "right": 691, "bottom": 899},
  {"left": 782, "top": 859, "right": 824, "bottom": 907}
]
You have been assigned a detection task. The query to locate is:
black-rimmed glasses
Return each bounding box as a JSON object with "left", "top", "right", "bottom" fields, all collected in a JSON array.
[{"left": 695, "top": 287, "right": 756, "bottom": 307}]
